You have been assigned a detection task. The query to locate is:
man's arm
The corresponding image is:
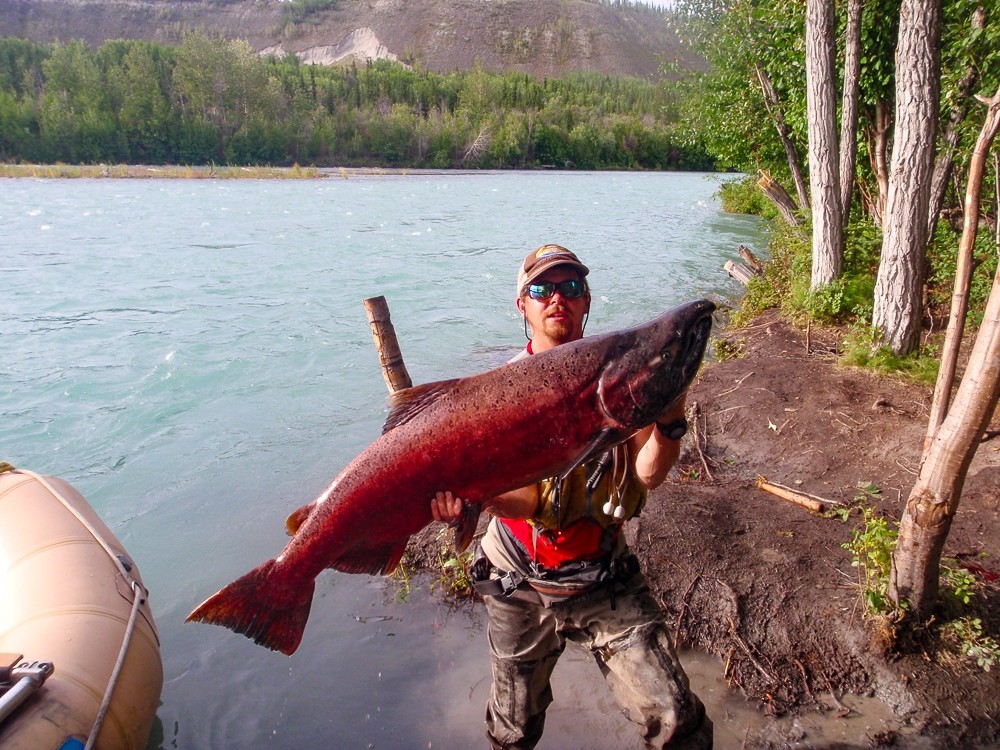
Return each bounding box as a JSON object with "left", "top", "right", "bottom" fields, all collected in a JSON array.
[{"left": 629, "top": 393, "right": 687, "bottom": 491}]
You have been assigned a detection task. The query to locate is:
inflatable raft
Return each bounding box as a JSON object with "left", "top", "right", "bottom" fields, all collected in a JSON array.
[{"left": 0, "top": 466, "right": 162, "bottom": 750}]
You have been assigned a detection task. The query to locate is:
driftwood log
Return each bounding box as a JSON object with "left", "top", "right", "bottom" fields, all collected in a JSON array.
[{"left": 725, "top": 260, "right": 756, "bottom": 286}]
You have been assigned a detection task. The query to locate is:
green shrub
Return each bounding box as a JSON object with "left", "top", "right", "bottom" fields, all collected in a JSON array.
[{"left": 719, "top": 175, "right": 778, "bottom": 218}]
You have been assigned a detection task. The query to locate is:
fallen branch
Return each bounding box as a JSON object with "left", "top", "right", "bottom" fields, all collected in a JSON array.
[
  {"left": 672, "top": 574, "right": 702, "bottom": 650},
  {"left": 689, "top": 402, "right": 715, "bottom": 482},
  {"left": 716, "top": 371, "right": 755, "bottom": 399},
  {"left": 756, "top": 475, "right": 832, "bottom": 513},
  {"left": 727, "top": 615, "right": 777, "bottom": 683}
]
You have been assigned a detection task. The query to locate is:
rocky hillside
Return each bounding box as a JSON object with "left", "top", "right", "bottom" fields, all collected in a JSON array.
[{"left": 0, "top": 0, "right": 694, "bottom": 80}]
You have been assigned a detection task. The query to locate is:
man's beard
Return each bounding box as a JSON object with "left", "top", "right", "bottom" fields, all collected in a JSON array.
[{"left": 541, "top": 310, "right": 577, "bottom": 343}]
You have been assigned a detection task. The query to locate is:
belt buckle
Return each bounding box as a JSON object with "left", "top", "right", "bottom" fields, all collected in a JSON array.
[{"left": 498, "top": 572, "right": 519, "bottom": 596}]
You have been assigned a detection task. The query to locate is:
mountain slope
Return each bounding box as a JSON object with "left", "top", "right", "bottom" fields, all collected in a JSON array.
[{"left": 0, "top": 0, "right": 694, "bottom": 79}]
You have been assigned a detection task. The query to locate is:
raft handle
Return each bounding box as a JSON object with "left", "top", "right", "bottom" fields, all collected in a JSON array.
[{"left": 0, "top": 658, "right": 55, "bottom": 726}]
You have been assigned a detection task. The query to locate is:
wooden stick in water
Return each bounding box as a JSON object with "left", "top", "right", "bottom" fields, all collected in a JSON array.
[{"left": 363, "top": 296, "right": 412, "bottom": 393}]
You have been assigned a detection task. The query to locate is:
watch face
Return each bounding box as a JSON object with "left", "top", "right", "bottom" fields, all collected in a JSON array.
[{"left": 658, "top": 418, "right": 687, "bottom": 440}]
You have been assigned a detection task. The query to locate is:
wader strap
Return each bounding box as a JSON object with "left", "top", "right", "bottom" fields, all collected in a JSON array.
[{"left": 472, "top": 569, "right": 525, "bottom": 597}]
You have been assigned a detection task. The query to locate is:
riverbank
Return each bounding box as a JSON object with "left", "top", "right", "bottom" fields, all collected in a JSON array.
[
  {"left": 0, "top": 163, "right": 429, "bottom": 179},
  {"left": 642, "top": 309, "right": 1000, "bottom": 748},
  {"left": 410, "top": 308, "right": 1000, "bottom": 748}
]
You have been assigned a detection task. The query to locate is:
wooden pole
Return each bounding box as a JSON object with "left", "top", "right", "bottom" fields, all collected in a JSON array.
[{"left": 363, "top": 296, "right": 412, "bottom": 393}]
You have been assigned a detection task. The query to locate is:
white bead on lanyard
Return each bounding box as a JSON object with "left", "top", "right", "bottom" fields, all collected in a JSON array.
[{"left": 601, "top": 444, "right": 629, "bottom": 521}]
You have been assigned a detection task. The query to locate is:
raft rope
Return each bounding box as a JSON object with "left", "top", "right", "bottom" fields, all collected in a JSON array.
[
  {"left": 5, "top": 466, "right": 150, "bottom": 749},
  {"left": 85, "top": 579, "right": 144, "bottom": 750}
]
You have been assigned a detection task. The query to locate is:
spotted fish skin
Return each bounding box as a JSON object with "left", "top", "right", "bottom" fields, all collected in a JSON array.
[{"left": 187, "top": 299, "right": 716, "bottom": 654}]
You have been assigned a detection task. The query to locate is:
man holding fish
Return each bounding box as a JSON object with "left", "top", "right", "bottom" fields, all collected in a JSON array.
[
  {"left": 432, "top": 245, "right": 713, "bottom": 749},
  {"left": 188, "top": 244, "right": 716, "bottom": 746}
]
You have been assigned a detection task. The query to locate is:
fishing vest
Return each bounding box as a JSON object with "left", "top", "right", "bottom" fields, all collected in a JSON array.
[{"left": 498, "top": 443, "right": 647, "bottom": 569}]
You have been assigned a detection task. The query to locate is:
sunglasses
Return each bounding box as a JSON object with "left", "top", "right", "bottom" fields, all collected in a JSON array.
[{"left": 526, "top": 279, "right": 587, "bottom": 300}]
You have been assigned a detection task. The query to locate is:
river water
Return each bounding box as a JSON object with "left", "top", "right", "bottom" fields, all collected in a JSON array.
[{"left": 3, "top": 170, "right": 879, "bottom": 749}]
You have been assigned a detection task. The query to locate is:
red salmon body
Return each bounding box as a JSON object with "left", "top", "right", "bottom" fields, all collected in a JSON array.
[{"left": 187, "top": 299, "right": 715, "bottom": 654}]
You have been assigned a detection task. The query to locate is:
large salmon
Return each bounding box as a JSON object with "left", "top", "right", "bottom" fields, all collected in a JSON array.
[{"left": 187, "top": 299, "right": 715, "bottom": 654}]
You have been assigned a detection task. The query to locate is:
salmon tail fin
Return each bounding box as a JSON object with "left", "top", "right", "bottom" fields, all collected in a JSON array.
[
  {"left": 285, "top": 501, "right": 314, "bottom": 536},
  {"left": 451, "top": 502, "right": 482, "bottom": 554},
  {"left": 186, "top": 559, "right": 314, "bottom": 656}
]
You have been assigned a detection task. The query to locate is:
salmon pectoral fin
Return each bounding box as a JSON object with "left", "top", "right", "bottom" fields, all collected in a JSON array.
[
  {"left": 327, "top": 541, "right": 409, "bottom": 576},
  {"left": 285, "top": 501, "right": 314, "bottom": 536},
  {"left": 186, "top": 559, "right": 314, "bottom": 656},
  {"left": 451, "top": 502, "right": 482, "bottom": 554}
]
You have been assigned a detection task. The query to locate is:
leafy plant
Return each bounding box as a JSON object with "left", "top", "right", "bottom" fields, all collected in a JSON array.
[
  {"left": 712, "top": 336, "right": 744, "bottom": 361},
  {"left": 842, "top": 505, "right": 900, "bottom": 616},
  {"left": 429, "top": 529, "right": 476, "bottom": 598},
  {"left": 940, "top": 561, "right": 977, "bottom": 607},
  {"left": 437, "top": 548, "right": 475, "bottom": 597},
  {"left": 718, "top": 175, "right": 778, "bottom": 218},
  {"left": 942, "top": 617, "right": 1000, "bottom": 672},
  {"left": 390, "top": 559, "right": 414, "bottom": 602}
]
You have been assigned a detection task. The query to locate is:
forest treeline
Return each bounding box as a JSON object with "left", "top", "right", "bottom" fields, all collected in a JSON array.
[{"left": 0, "top": 35, "right": 711, "bottom": 170}]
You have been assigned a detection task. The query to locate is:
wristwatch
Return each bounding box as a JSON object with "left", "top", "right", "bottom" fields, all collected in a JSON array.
[{"left": 655, "top": 418, "right": 688, "bottom": 441}]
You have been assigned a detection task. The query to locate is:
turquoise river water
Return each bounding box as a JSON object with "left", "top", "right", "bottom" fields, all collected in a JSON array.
[{"left": 3, "top": 171, "right": 793, "bottom": 748}]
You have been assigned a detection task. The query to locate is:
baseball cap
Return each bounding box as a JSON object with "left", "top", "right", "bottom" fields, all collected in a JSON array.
[{"left": 516, "top": 244, "right": 590, "bottom": 297}]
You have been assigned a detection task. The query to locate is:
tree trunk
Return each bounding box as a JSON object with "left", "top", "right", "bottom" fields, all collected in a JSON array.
[
  {"left": 806, "top": 0, "right": 844, "bottom": 287},
  {"left": 755, "top": 63, "right": 811, "bottom": 211},
  {"left": 861, "top": 101, "right": 892, "bottom": 227},
  {"left": 891, "top": 268, "right": 1000, "bottom": 615},
  {"left": 838, "top": 0, "right": 862, "bottom": 226},
  {"left": 872, "top": 0, "right": 943, "bottom": 355},
  {"left": 925, "top": 86, "right": 1000, "bottom": 449},
  {"left": 926, "top": 5, "right": 986, "bottom": 240},
  {"left": 890, "top": 88, "right": 1000, "bottom": 618}
]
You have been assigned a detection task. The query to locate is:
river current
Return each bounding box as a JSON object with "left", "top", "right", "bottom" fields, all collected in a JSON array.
[{"left": 3, "top": 171, "right": 769, "bottom": 748}]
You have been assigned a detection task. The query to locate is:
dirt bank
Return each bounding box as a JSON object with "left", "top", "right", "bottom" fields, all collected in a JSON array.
[{"left": 637, "top": 310, "right": 1000, "bottom": 748}]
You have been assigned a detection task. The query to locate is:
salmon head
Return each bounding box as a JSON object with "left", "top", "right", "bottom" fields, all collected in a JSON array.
[{"left": 594, "top": 299, "right": 715, "bottom": 430}]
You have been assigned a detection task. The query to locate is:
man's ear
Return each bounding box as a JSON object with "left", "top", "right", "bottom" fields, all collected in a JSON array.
[{"left": 516, "top": 297, "right": 526, "bottom": 316}]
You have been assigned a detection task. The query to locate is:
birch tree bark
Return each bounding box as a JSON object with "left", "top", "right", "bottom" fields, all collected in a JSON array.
[
  {"left": 871, "top": 0, "right": 943, "bottom": 354},
  {"left": 806, "top": 0, "right": 844, "bottom": 286},
  {"left": 926, "top": 6, "right": 986, "bottom": 240},
  {"left": 838, "top": 0, "right": 862, "bottom": 226}
]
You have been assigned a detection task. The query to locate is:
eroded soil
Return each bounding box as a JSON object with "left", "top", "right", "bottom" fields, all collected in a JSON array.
[{"left": 643, "top": 312, "right": 1000, "bottom": 748}]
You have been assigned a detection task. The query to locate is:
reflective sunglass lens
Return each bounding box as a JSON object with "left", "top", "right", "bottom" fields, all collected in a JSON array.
[
  {"left": 528, "top": 282, "right": 556, "bottom": 299},
  {"left": 527, "top": 280, "right": 585, "bottom": 300}
]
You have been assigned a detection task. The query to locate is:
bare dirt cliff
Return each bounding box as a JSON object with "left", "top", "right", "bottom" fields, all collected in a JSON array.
[{"left": 0, "top": 0, "right": 693, "bottom": 79}]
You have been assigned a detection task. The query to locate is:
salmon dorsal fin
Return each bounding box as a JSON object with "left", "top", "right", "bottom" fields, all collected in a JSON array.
[{"left": 382, "top": 379, "right": 461, "bottom": 434}]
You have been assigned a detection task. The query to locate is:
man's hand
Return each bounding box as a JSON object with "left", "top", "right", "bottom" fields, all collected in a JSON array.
[{"left": 431, "top": 490, "right": 464, "bottom": 523}]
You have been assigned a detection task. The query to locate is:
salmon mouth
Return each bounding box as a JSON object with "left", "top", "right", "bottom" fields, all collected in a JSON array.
[{"left": 678, "top": 302, "right": 715, "bottom": 376}]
